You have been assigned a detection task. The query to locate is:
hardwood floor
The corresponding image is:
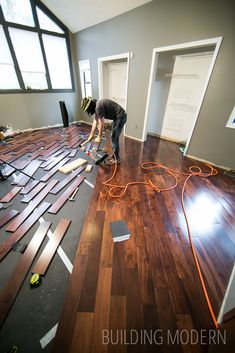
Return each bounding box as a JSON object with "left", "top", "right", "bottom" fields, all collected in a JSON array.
[
  {"left": 0, "top": 128, "right": 234, "bottom": 352},
  {"left": 52, "top": 134, "right": 235, "bottom": 352}
]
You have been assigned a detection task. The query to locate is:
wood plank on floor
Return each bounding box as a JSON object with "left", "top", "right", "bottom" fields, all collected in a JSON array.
[
  {"left": 0, "top": 222, "right": 51, "bottom": 328},
  {"left": 0, "top": 202, "right": 51, "bottom": 262},
  {"left": 31, "top": 219, "right": 71, "bottom": 276},
  {"left": 19, "top": 180, "right": 40, "bottom": 195},
  {"left": 48, "top": 175, "right": 85, "bottom": 214},
  {"left": 5, "top": 179, "right": 57, "bottom": 232},
  {"left": 0, "top": 186, "right": 22, "bottom": 203},
  {"left": 20, "top": 182, "right": 46, "bottom": 203},
  {"left": 50, "top": 166, "right": 86, "bottom": 195},
  {"left": 0, "top": 209, "right": 19, "bottom": 228},
  {"left": 78, "top": 211, "right": 105, "bottom": 312}
]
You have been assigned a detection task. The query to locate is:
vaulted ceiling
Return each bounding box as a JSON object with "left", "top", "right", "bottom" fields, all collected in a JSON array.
[{"left": 41, "top": 0, "right": 152, "bottom": 33}]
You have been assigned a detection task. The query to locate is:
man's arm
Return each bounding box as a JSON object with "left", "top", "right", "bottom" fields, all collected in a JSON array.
[
  {"left": 98, "top": 118, "right": 104, "bottom": 138},
  {"left": 89, "top": 118, "right": 98, "bottom": 140}
]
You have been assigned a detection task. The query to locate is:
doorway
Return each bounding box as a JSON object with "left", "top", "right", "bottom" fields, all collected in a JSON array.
[
  {"left": 143, "top": 37, "right": 222, "bottom": 153},
  {"left": 98, "top": 53, "right": 130, "bottom": 125},
  {"left": 78, "top": 59, "right": 92, "bottom": 98}
]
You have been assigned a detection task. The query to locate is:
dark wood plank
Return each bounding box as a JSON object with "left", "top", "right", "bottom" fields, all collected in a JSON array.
[
  {"left": 32, "top": 219, "right": 71, "bottom": 275},
  {"left": 69, "top": 148, "right": 78, "bottom": 157},
  {"left": 0, "top": 222, "right": 51, "bottom": 328},
  {"left": 12, "top": 160, "right": 42, "bottom": 186},
  {"left": 48, "top": 175, "right": 85, "bottom": 214},
  {"left": 0, "top": 202, "right": 51, "bottom": 262},
  {"left": 50, "top": 166, "right": 86, "bottom": 194},
  {"left": 0, "top": 209, "right": 19, "bottom": 228},
  {"left": 43, "top": 151, "right": 71, "bottom": 171},
  {"left": 0, "top": 186, "right": 22, "bottom": 203},
  {"left": 40, "top": 149, "right": 65, "bottom": 164},
  {"left": 89, "top": 267, "right": 112, "bottom": 353},
  {"left": 78, "top": 211, "right": 105, "bottom": 312},
  {"left": 52, "top": 255, "right": 88, "bottom": 353},
  {"left": 69, "top": 312, "right": 93, "bottom": 353},
  {"left": 20, "top": 180, "right": 40, "bottom": 195},
  {"left": 5, "top": 179, "right": 57, "bottom": 232},
  {"left": 39, "top": 157, "right": 70, "bottom": 182},
  {"left": 21, "top": 182, "right": 46, "bottom": 203}
]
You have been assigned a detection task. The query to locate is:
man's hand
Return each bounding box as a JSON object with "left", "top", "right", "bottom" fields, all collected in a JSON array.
[
  {"left": 88, "top": 134, "right": 95, "bottom": 141},
  {"left": 95, "top": 136, "right": 101, "bottom": 144}
]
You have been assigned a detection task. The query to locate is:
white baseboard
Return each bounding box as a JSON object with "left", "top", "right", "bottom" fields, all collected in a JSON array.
[
  {"left": 186, "top": 154, "right": 231, "bottom": 171},
  {"left": 20, "top": 120, "right": 90, "bottom": 133},
  {"left": 124, "top": 133, "right": 143, "bottom": 142}
]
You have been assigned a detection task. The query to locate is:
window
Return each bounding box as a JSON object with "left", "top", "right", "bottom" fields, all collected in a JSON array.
[
  {"left": 36, "top": 7, "right": 64, "bottom": 34},
  {"left": 9, "top": 28, "right": 47, "bottom": 89},
  {"left": 0, "top": 25, "right": 19, "bottom": 89},
  {"left": 79, "top": 59, "right": 92, "bottom": 98},
  {"left": 1, "top": 0, "right": 34, "bottom": 27},
  {"left": 0, "top": 0, "right": 74, "bottom": 92},
  {"left": 42, "top": 34, "right": 72, "bottom": 89}
]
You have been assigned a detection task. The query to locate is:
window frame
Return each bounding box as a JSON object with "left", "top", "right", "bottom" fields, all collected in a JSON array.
[{"left": 0, "top": 0, "right": 75, "bottom": 94}]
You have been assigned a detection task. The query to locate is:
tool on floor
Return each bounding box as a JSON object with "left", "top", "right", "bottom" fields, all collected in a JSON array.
[
  {"left": 94, "top": 151, "right": 109, "bottom": 165},
  {"left": 30, "top": 273, "right": 42, "bottom": 288},
  {"left": 0, "top": 157, "right": 36, "bottom": 181},
  {"left": 69, "top": 187, "right": 79, "bottom": 201}
]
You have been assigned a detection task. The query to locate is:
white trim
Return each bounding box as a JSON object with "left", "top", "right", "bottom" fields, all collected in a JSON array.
[
  {"left": 142, "top": 37, "right": 223, "bottom": 154},
  {"left": 124, "top": 133, "right": 143, "bottom": 142},
  {"left": 40, "top": 323, "right": 58, "bottom": 348},
  {"left": 21, "top": 123, "right": 64, "bottom": 132},
  {"left": 98, "top": 52, "right": 131, "bottom": 135},
  {"left": 226, "top": 105, "right": 235, "bottom": 129},
  {"left": 217, "top": 262, "right": 235, "bottom": 324},
  {"left": 78, "top": 59, "right": 92, "bottom": 98},
  {"left": 186, "top": 153, "right": 231, "bottom": 171},
  {"left": 20, "top": 120, "right": 85, "bottom": 133},
  {"left": 84, "top": 179, "right": 94, "bottom": 188}
]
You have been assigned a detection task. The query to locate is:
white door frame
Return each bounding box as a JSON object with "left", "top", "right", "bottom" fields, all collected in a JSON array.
[
  {"left": 78, "top": 59, "right": 92, "bottom": 98},
  {"left": 98, "top": 53, "right": 130, "bottom": 136},
  {"left": 142, "top": 37, "right": 223, "bottom": 154}
]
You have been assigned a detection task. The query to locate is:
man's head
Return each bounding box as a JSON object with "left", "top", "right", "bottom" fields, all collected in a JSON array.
[{"left": 81, "top": 97, "right": 97, "bottom": 116}]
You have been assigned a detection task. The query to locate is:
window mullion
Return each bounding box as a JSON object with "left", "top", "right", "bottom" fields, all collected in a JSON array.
[
  {"left": 65, "top": 36, "right": 75, "bottom": 90},
  {"left": 30, "top": 0, "right": 52, "bottom": 89},
  {"left": 38, "top": 33, "right": 52, "bottom": 89},
  {"left": 0, "top": 3, "right": 4, "bottom": 22},
  {"left": 3, "top": 26, "right": 25, "bottom": 90}
]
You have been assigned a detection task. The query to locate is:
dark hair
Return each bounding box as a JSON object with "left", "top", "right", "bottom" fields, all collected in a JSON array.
[{"left": 86, "top": 99, "right": 97, "bottom": 115}]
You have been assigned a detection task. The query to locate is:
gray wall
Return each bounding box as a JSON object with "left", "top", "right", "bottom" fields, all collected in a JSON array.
[
  {"left": 74, "top": 0, "right": 235, "bottom": 169},
  {"left": 0, "top": 33, "right": 81, "bottom": 130}
]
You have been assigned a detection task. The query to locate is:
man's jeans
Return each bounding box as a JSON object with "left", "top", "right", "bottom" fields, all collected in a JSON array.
[{"left": 111, "top": 113, "right": 127, "bottom": 160}]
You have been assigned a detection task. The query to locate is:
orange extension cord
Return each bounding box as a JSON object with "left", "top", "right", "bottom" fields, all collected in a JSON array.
[{"left": 102, "top": 149, "right": 219, "bottom": 329}]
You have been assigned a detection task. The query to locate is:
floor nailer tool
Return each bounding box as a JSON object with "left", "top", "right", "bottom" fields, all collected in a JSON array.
[{"left": 94, "top": 150, "right": 109, "bottom": 165}]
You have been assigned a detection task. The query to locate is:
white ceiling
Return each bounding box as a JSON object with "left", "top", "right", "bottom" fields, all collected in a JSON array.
[{"left": 41, "top": 0, "right": 152, "bottom": 33}]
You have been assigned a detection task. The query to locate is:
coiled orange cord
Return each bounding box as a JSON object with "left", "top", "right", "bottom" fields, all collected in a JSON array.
[{"left": 102, "top": 149, "right": 219, "bottom": 329}]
